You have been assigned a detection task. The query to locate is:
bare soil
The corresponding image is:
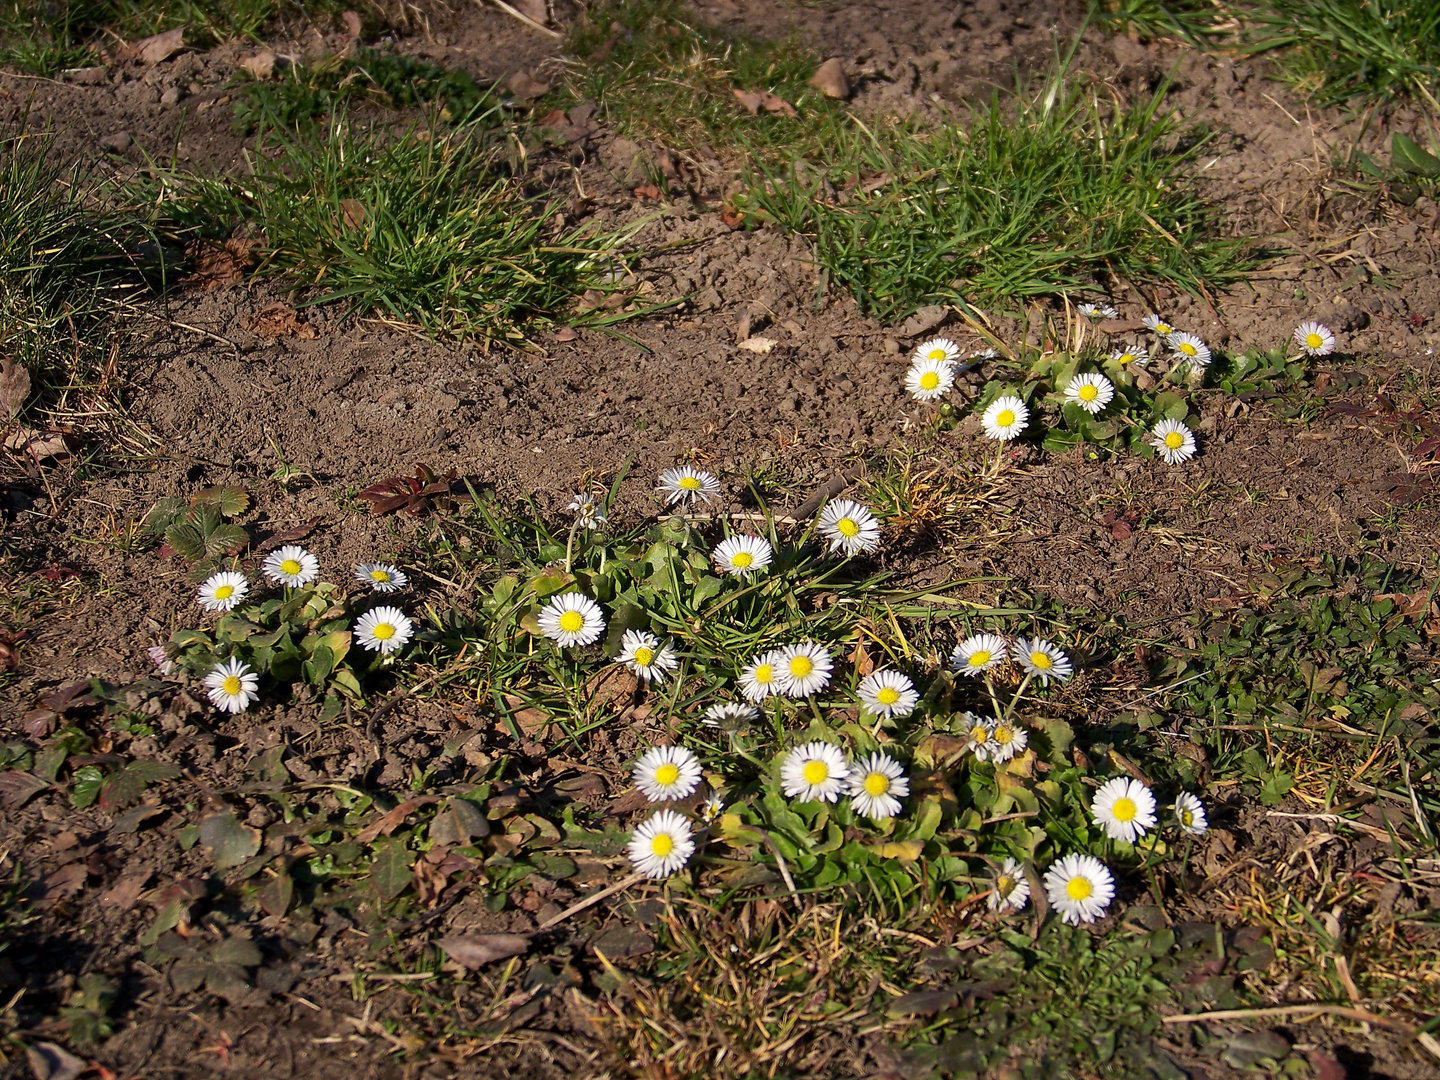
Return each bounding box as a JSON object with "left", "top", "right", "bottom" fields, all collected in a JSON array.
[{"left": 3, "top": 1, "right": 1440, "bottom": 1078}]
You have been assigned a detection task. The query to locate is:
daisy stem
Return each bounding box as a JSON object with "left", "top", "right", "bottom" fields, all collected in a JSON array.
[
  {"left": 983, "top": 676, "right": 1004, "bottom": 723},
  {"left": 563, "top": 519, "right": 581, "bottom": 575},
  {"left": 1179, "top": 834, "right": 1193, "bottom": 885},
  {"left": 1002, "top": 673, "right": 1034, "bottom": 725}
]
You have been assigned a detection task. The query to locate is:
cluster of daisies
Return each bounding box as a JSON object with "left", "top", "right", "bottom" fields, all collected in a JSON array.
[
  {"left": 900, "top": 315, "right": 1339, "bottom": 468},
  {"left": 181, "top": 546, "right": 416, "bottom": 715}
]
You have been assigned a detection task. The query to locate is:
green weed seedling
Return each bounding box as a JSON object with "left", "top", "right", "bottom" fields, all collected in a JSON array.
[{"left": 144, "top": 485, "right": 252, "bottom": 582}]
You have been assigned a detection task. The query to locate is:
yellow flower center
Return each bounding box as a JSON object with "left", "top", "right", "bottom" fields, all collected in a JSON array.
[
  {"left": 1165, "top": 432, "right": 1184, "bottom": 450},
  {"left": 996, "top": 409, "right": 1015, "bottom": 427},
  {"left": 1118, "top": 353, "right": 1134, "bottom": 365},
  {"left": 837, "top": 517, "right": 859, "bottom": 537},
  {"left": 1156, "top": 323, "right": 1171, "bottom": 335},
  {"left": 1078, "top": 384, "right": 1098, "bottom": 401},
  {"left": 281, "top": 559, "right": 302, "bottom": 576},
  {"left": 1179, "top": 341, "right": 1196, "bottom": 356},
  {"left": 754, "top": 663, "right": 774, "bottom": 684},
  {"left": 1112, "top": 797, "right": 1137, "bottom": 822},
  {"left": 370, "top": 569, "right": 391, "bottom": 582},
  {"left": 222, "top": 675, "right": 242, "bottom": 695},
  {"left": 654, "top": 763, "right": 680, "bottom": 787},
  {"left": 927, "top": 349, "right": 947, "bottom": 362},
  {"left": 651, "top": 833, "right": 674, "bottom": 857},
  {"left": 1030, "top": 650, "right": 1053, "bottom": 670},
  {"left": 863, "top": 772, "right": 890, "bottom": 796},
  {"left": 802, "top": 760, "right": 829, "bottom": 786},
  {"left": 789, "top": 656, "right": 814, "bottom": 678},
  {"left": 633, "top": 646, "right": 655, "bottom": 666},
  {"left": 559, "top": 610, "right": 585, "bottom": 632},
  {"left": 997, "top": 874, "right": 1015, "bottom": 895},
  {"left": 1306, "top": 332, "right": 1323, "bottom": 348},
  {"left": 1067, "top": 876, "right": 1093, "bottom": 901},
  {"left": 214, "top": 584, "right": 234, "bottom": 600},
  {"left": 993, "top": 725, "right": 1012, "bottom": 745},
  {"left": 876, "top": 686, "right": 900, "bottom": 705},
  {"left": 373, "top": 622, "right": 395, "bottom": 640},
  {"left": 920, "top": 371, "right": 940, "bottom": 390},
  {"left": 1181, "top": 809, "right": 1194, "bottom": 826},
  {"left": 731, "top": 551, "right": 754, "bottom": 569},
  {"left": 679, "top": 475, "right": 701, "bottom": 490},
  {"left": 971, "top": 725, "right": 989, "bottom": 743},
  {"left": 968, "top": 649, "right": 991, "bottom": 667}
]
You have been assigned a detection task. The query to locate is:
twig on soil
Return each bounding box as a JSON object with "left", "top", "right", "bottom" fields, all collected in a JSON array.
[
  {"left": 1162, "top": 1005, "right": 1440, "bottom": 1060},
  {"left": 115, "top": 301, "right": 242, "bottom": 355},
  {"left": 791, "top": 466, "right": 864, "bottom": 521},
  {"left": 537, "top": 872, "right": 645, "bottom": 931},
  {"left": 485, "top": 0, "right": 562, "bottom": 38}
]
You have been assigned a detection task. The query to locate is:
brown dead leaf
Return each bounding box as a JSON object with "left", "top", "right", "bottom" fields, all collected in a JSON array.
[
  {"left": 736, "top": 336, "right": 776, "bottom": 354},
  {"left": 33, "top": 862, "right": 87, "bottom": 909},
  {"left": 339, "top": 198, "right": 367, "bottom": 230},
  {"left": 0, "top": 626, "right": 24, "bottom": 672},
  {"left": 807, "top": 57, "right": 849, "bottom": 99},
  {"left": 242, "top": 302, "right": 316, "bottom": 340},
  {"left": 1098, "top": 318, "right": 1146, "bottom": 334},
  {"left": 439, "top": 932, "right": 530, "bottom": 969},
  {"left": 501, "top": 693, "right": 550, "bottom": 735},
  {"left": 506, "top": 70, "right": 550, "bottom": 100},
  {"left": 632, "top": 183, "right": 663, "bottom": 201},
  {"left": 240, "top": 50, "right": 288, "bottom": 80},
  {"left": 731, "top": 88, "right": 797, "bottom": 117},
  {"left": 25, "top": 1043, "right": 87, "bottom": 1080},
  {"left": 732, "top": 88, "right": 763, "bottom": 114},
  {"left": 255, "top": 516, "right": 324, "bottom": 555},
  {"left": 4, "top": 425, "right": 75, "bottom": 463},
  {"left": 0, "top": 770, "right": 48, "bottom": 809},
  {"left": 552, "top": 327, "right": 577, "bottom": 342},
  {"left": 183, "top": 237, "right": 257, "bottom": 290},
  {"left": 135, "top": 27, "right": 185, "bottom": 65},
  {"left": 584, "top": 665, "right": 638, "bottom": 708},
  {"left": 341, "top": 10, "right": 363, "bottom": 38},
  {"left": 849, "top": 633, "right": 875, "bottom": 677},
  {"left": 0, "top": 357, "right": 30, "bottom": 420},
  {"left": 354, "top": 795, "right": 440, "bottom": 844},
  {"left": 102, "top": 870, "right": 152, "bottom": 912}
]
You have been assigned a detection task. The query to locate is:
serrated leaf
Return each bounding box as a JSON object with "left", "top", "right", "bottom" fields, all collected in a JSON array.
[
  {"left": 71, "top": 764, "right": 104, "bottom": 808},
  {"left": 258, "top": 872, "right": 293, "bottom": 917},
  {"left": 143, "top": 497, "right": 188, "bottom": 535},
  {"left": 199, "top": 811, "right": 261, "bottom": 869},
  {"left": 204, "top": 523, "right": 249, "bottom": 558},
  {"left": 369, "top": 839, "right": 414, "bottom": 902},
  {"left": 194, "top": 486, "right": 251, "bottom": 518},
  {"left": 210, "top": 937, "right": 262, "bottom": 967},
  {"left": 165, "top": 522, "right": 206, "bottom": 561},
  {"left": 1393, "top": 132, "right": 1440, "bottom": 177}
]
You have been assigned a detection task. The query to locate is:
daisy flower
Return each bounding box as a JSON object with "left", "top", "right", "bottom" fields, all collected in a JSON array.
[
  {"left": 905, "top": 356, "right": 956, "bottom": 402},
  {"left": 627, "top": 810, "right": 695, "bottom": 879},
  {"left": 1064, "top": 373, "right": 1115, "bottom": 415},
  {"left": 632, "top": 745, "right": 702, "bottom": 803},
  {"left": 197, "top": 570, "right": 248, "bottom": 613},
  {"left": 856, "top": 669, "right": 919, "bottom": 720},
  {"left": 971, "top": 347, "right": 998, "bottom": 361},
  {"left": 962, "top": 713, "right": 996, "bottom": 762},
  {"left": 847, "top": 752, "right": 909, "bottom": 819},
  {"left": 1044, "top": 853, "right": 1116, "bottom": 925},
  {"left": 817, "top": 498, "right": 881, "bottom": 558},
  {"left": 1109, "top": 346, "right": 1149, "bottom": 369},
  {"left": 1294, "top": 321, "right": 1335, "bottom": 356},
  {"left": 1077, "top": 302, "right": 1117, "bottom": 320},
  {"left": 987, "top": 858, "right": 1030, "bottom": 913},
  {"left": 1091, "top": 776, "right": 1158, "bottom": 843},
  {"left": 1142, "top": 314, "right": 1175, "bottom": 338},
  {"left": 1148, "top": 419, "right": 1197, "bottom": 465},
  {"left": 619, "top": 628, "right": 679, "bottom": 683},
  {"left": 914, "top": 337, "right": 961, "bottom": 365},
  {"left": 780, "top": 741, "right": 850, "bottom": 803},
  {"left": 262, "top": 545, "right": 319, "bottom": 588},
  {"left": 204, "top": 657, "right": 258, "bottom": 715},
  {"left": 355, "top": 605, "right": 415, "bottom": 655},
  {"left": 1011, "top": 638, "right": 1073, "bottom": 684},
  {"left": 702, "top": 701, "right": 758, "bottom": 729},
  {"left": 981, "top": 395, "right": 1028, "bottom": 441},
  {"left": 147, "top": 644, "right": 176, "bottom": 678},
  {"left": 951, "top": 633, "right": 1008, "bottom": 677},
  {"left": 778, "top": 641, "right": 833, "bottom": 698},
  {"left": 567, "top": 492, "right": 606, "bottom": 530},
  {"left": 713, "top": 534, "right": 773, "bottom": 577},
  {"left": 537, "top": 592, "right": 605, "bottom": 648},
  {"left": 355, "top": 563, "right": 407, "bottom": 593},
  {"left": 700, "top": 792, "right": 725, "bottom": 822},
  {"left": 1175, "top": 791, "right": 1208, "bottom": 836},
  {"left": 738, "top": 649, "right": 784, "bottom": 702},
  {"left": 657, "top": 466, "right": 721, "bottom": 506},
  {"left": 987, "top": 719, "right": 1028, "bottom": 763},
  {"left": 1167, "top": 331, "right": 1212, "bottom": 370}
]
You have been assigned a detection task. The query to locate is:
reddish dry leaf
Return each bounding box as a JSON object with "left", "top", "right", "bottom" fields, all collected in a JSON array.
[
  {"left": 33, "top": 862, "right": 87, "bottom": 909},
  {"left": 102, "top": 871, "right": 152, "bottom": 912},
  {"left": 183, "top": 238, "right": 257, "bottom": 290},
  {"left": 134, "top": 27, "right": 185, "bottom": 65},
  {"left": 0, "top": 770, "right": 48, "bottom": 809},
  {"left": 4, "top": 425, "right": 75, "bottom": 463},
  {"left": 255, "top": 516, "right": 325, "bottom": 555},
  {"left": 358, "top": 464, "right": 456, "bottom": 516},
  {"left": 731, "top": 88, "right": 796, "bottom": 116},
  {"left": 0, "top": 357, "right": 31, "bottom": 420},
  {"left": 354, "top": 795, "right": 441, "bottom": 844},
  {"left": 439, "top": 932, "right": 530, "bottom": 968},
  {"left": 242, "top": 301, "right": 315, "bottom": 340},
  {"left": 339, "top": 198, "right": 368, "bottom": 230}
]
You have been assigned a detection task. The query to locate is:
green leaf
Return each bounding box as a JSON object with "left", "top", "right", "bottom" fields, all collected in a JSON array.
[
  {"left": 369, "top": 839, "right": 414, "bottom": 901},
  {"left": 71, "top": 764, "right": 104, "bottom": 808},
  {"left": 1259, "top": 770, "right": 1294, "bottom": 807},
  {"left": 302, "top": 645, "right": 335, "bottom": 686},
  {"left": 692, "top": 574, "right": 724, "bottom": 606},
  {"left": 258, "top": 871, "right": 293, "bottom": 917},
  {"left": 194, "top": 486, "right": 252, "bottom": 518},
  {"left": 165, "top": 522, "right": 206, "bottom": 561},
  {"left": 1393, "top": 132, "right": 1440, "bottom": 177},
  {"left": 199, "top": 811, "right": 262, "bottom": 869},
  {"left": 143, "top": 497, "right": 188, "bottom": 535},
  {"left": 205, "top": 523, "right": 250, "bottom": 558}
]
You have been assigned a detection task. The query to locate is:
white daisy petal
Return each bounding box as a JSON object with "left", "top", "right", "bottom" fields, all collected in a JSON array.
[
  {"left": 1175, "top": 791, "right": 1209, "bottom": 835},
  {"left": 738, "top": 649, "right": 785, "bottom": 702},
  {"left": 961, "top": 712, "right": 996, "bottom": 761},
  {"left": 354, "top": 563, "right": 407, "bottom": 593},
  {"left": 633, "top": 745, "right": 703, "bottom": 803},
  {"left": 778, "top": 641, "right": 833, "bottom": 698},
  {"left": 816, "top": 498, "right": 881, "bottom": 557},
  {"left": 1166, "top": 331, "right": 1212, "bottom": 370},
  {"left": 627, "top": 810, "right": 696, "bottom": 879},
  {"left": 1011, "top": 638, "right": 1073, "bottom": 684},
  {"left": 204, "top": 657, "right": 259, "bottom": 714},
  {"left": 981, "top": 395, "right": 1028, "bottom": 441},
  {"left": 856, "top": 669, "right": 919, "bottom": 720},
  {"left": 1044, "top": 853, "right": 1116, "bottom": 925},
  {"left": 1108, "top": 345, "right": 1149, "bottom": 369},
  {"left": 1063, "top": 373, "right": 1115, "bottom": 415},
  {"left": 780, "top": 741, "right": 850, "bottom": 803},
  {"left": 619, "top": 628, "right": 680, "bottom": 683},
  {"left": 1091, "top": 776, "right": 1158, "bottom": 844},
  {"left": 1148, "top": 419, "right": 1197, "bottom": 465},
  {"left": 1077, "top": 302, "right": 1118, "bottom": 320},
  {"left": 1294, "top": 321, "right": 1335, "bottom": 356},
  {"left": 914, "top": 337, "right": 961, "bottom": 366},
  {"left": 198, "top": 571, "right": 249, "bottom": 613},
  {"left": 986, "top": 719, "right": 1028, "bottom": 763},
  {"left": 262, "top": 545, "right": 320, "bottom": 588},
  {"left": 905, "top": 357, "right": 956, "bottom": 402},
  {"left": 702, "top": 701, "right": 759, "bottom": 729},
  {"left": 713, "top": 535, "right": 774, "bottom": 578},
  {"left": 657, "top": 466, "right": 721, "bottom": 506},
  {"left": 355, "top": 605, "right": 415, "bottom": 655},
  {"left": 951, "top": 633, "right": 1008, "bottom": 676},
  {"left": 537, "top": 592, "right": 606, "bottom": 648},
  {"left": 987, "top": 857, "right": 1030, "bottom": 913},
  {"left": 699, "top": 792, "right": 725, "bottom": 822},
  {"left": 567, "top": 492, "right": 607, "bottom": 529},
  {"left": 1142, "top": 314, "right": 1175, "bottom": 338},
  {"left": 847, "top": 752, "right": 908, "bottom": 819}
]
